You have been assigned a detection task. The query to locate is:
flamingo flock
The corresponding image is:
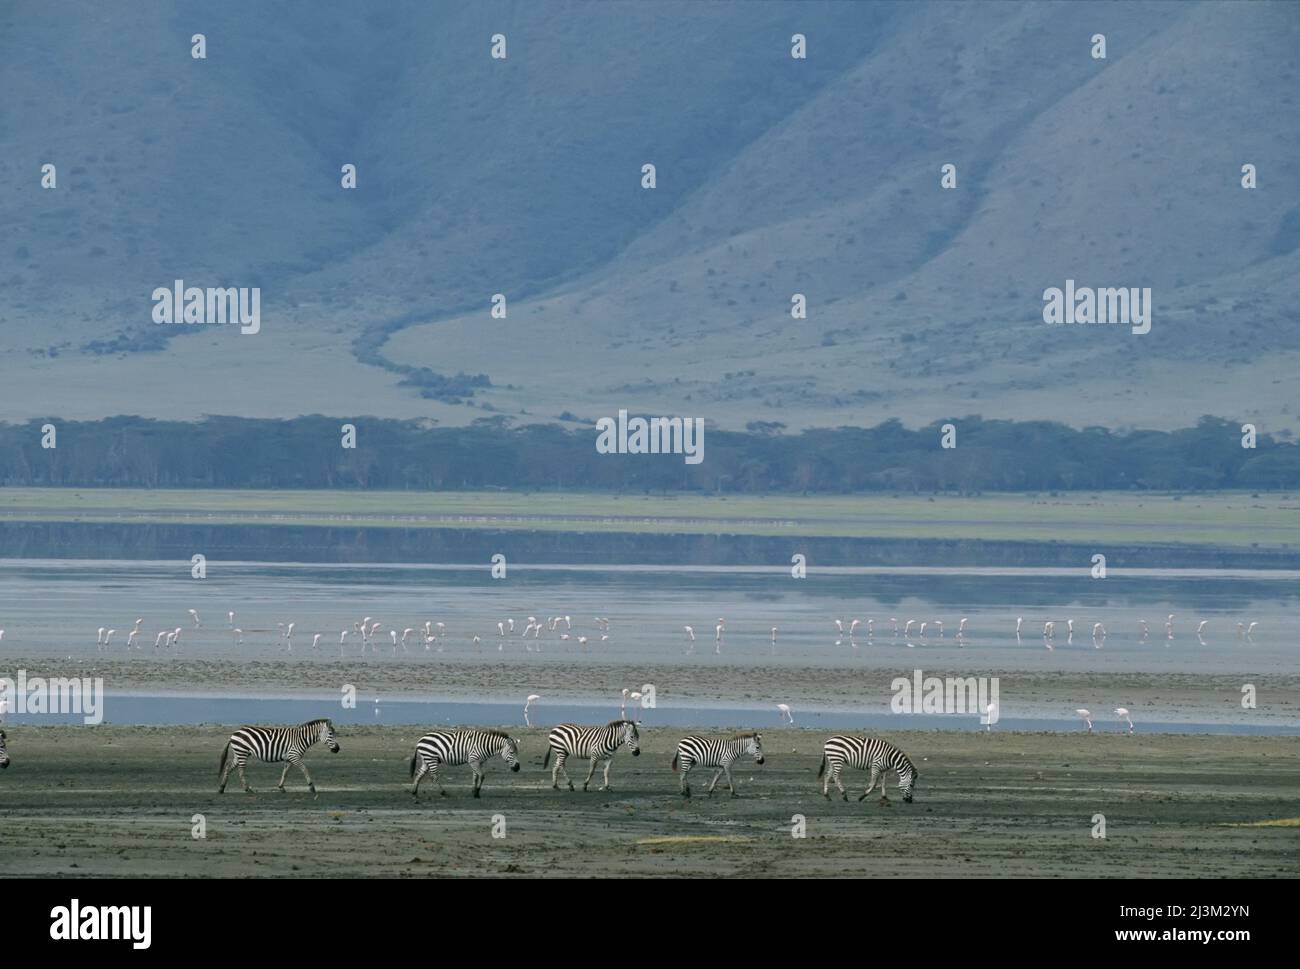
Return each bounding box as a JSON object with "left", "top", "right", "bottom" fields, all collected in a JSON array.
[
  {"left": 0, "top": 605, "right": 1270, "bottom": 739},
  {"left": 795, "top": 612, "right": 1258, "bottom": 650},
  {"left": 1068, "top": 707, "right": 1135, "bottom": 734},
  {"left": 1014, "top": 614, "right": 1254, "bottom": 648},
  {"left": 0, "top": 607, "right": 1266, "bottom": 657}
]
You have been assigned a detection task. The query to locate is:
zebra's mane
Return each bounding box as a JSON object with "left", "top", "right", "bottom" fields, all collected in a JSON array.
[
  {"left": 607, "top": 719, "right": 635, "bottom": 727},
  {"left": 890, "top": 747, "right": 916, "bottom": 772},
  {"left": 731, "top": 731, "right": 759, "bottom": 740},
  {"left": 304, "top": 718, "right": 333, "bottom": 728},
  {"left": 857, "top": 736, "right": 913, "bottom": 773},
  {"left": 481, "top": 729, "right": 514, "bottom": 741}
]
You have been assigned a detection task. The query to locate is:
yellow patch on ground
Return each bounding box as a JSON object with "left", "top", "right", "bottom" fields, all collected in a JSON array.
[
  {"left": 636, "top": 835, "right": 752, "bottom": 846},
  {"left": 1220, "top": 818, "right": 1300, "bottom": 827}
]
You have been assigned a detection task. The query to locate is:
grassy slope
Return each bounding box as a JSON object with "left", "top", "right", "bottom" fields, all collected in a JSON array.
[
  {"left": 3, "top": 487, "right": 1300, "bottom": 546},
  {"left": 1, "top": 3, "right": 1297, "bottom": 430},
  {"left": 0, "top": 725, "right": 1296, "bottom": 877}
]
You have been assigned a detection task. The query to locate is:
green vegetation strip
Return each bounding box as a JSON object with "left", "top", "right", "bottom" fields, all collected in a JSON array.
[{"left": 1, "top": 488, "right": 1298, "bottom": 547}]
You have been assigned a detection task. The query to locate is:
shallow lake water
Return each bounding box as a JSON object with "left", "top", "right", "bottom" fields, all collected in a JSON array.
[
  {"left": 1, "top": 559, "right": 1296, "bottom": 731},
  {"left": 2, "top": 692, "right": 1295, "bottom": 736}
]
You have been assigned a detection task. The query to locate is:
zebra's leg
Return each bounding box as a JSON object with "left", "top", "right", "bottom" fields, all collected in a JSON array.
[
  {"left": 822, "top": 760, "right": 832, "bottom": 799},
  {"left": 236, "top": 756, "right": 254, "bottom": 794},
  {"left": 724, "top": 763, "right": 737, "bottom": 797},
  {"left": 277, "top": 761, "right": 292, "bottom": 792},
  {"left": 601, "top": 758, "right": 614, "bottom": 792},
  {"left": 471, "top": 758, "right": 484, "bottom": 798},
  {"left": 218, "top": 755, "right": 234, "bottom": 794},
  {"left": 878, "top": 773, "right": 891, "bottom": 805},
  {"left": 707, "top": 767, "right": 725, "bottom": 796},
  {"left": 411, "top": 758, "right": 428, "bottom": 798},
  {"left": 289, "top": 754, "right": 317, "bottom": 797},
  {"left": 680, "top": 761, "right": 691, "bottom": 798},
  {"left": 433, "top": 760, "right": 447, "bottom": 797},
  {"left": 554, "top": 751, "right": 575, "bottom": 791},
  {"left": 582, "top": 756, "right": 599, "bottom": 792},
  {"left": 833, "top": 765, "right": 848, "bottom": 801},
  {"left": 858, "top": 766, "right": 880, "bottom": 802}
]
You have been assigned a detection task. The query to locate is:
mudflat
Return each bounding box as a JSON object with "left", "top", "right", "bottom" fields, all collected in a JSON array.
[{"left": 1, "top": 726, "right": 1296, "bottom": 877}]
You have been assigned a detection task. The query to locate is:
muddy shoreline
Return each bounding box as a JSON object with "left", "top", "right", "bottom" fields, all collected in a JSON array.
[
  {"left": 3, "top": 655, "right": 1295, "bottom": 728},
  {"left": 1, "top": 726, "right": 1295, "bottom": 878}
]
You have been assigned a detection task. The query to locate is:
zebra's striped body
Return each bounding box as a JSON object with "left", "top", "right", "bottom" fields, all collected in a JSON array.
[
  {"left": 218, "top": 719, "right": 340, "bottom": 797},
  {"left": 543, "top": 720, "right": 640, "bottom": 792},
  {"left": 672, "top": 731, "right": 764, "bottom": 797},
  {"left": 0, "top": 730, "right": 8, "bottom": 769},
  {"left": 818, "top": 735, "right": 917, "bottom": 803},
  {"left": 409, "top": 729, "right": 520, "bottom": 798}
]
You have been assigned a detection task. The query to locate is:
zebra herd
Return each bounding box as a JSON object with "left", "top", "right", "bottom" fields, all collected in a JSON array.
[{"left": 196, "top": 718, "right": 920, "bottom": 803}]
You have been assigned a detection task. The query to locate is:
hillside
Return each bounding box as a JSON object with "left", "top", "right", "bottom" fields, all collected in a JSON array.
[{"left": 1, "top": 0, "right": 1297, "bottom": 431}]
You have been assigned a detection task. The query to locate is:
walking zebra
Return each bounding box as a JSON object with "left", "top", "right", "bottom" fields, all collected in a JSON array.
[
  {"left": 543, "top": 720, "right": 640, "bottom": 792},
  {"left": 818, "top": 735, "right": 917, "bottom": 804},
  {"left": 672, "top": 731, "right": 764, "bottom": 798},
  {"left": 217, "top": 719, "right": 340, "bottom": 797},
  {"left": 0, "top": 730, "right": 8, "bottom": 769},
  {"left": 409, "top": 729, "right": 521, "bottom": 798}
]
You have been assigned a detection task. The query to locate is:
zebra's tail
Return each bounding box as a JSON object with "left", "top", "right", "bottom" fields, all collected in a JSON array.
[
  {"left": 671, "top": 753, "right": 679, "bottom": 772},
  {"left": 817, "top": 754, "right": 827, "bottom": 778},
  {"left": 542, "top": 746, "right": 551, "bottom": 768},
  {"left": 409, "top": 750, "right": 418, "bottom": 780},
  {"left": 218, "top": 741, "right": 231, "bottom": 780}
]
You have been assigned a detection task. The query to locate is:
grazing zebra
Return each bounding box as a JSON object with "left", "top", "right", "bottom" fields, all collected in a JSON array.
[
  {"left": 672, "top": 731, "right": 764, "bottom": 798},
  {"left": 217, "top": 718, "right": 340, "bottom": 797},
  {"left": 543, "top": 720, "right": 640, "bottom": 792},
  {"left": 818, "top": 735, "right": 917, "bottom": 804},
  {"left": 409, "top": 729, "right": 520, "bottom": 798},
  {"left": 0, "top": 730, "right": 8, "bottom": 769}
]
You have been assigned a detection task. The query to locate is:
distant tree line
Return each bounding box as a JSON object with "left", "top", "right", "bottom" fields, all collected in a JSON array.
[{"left": 1, "top": 415, "right": 1297, "bottom": 493}]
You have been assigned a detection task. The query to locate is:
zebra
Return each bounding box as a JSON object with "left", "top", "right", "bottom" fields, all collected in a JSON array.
[
  {"left": 818, "top": 735, "right": 917, "bottom": 804},
  {"left": 217, "top": 718, "right": 340, "bottom": 797},
  {"left": 543, "top": 720, "right": 640, "bottom": 792},
  {"left": 409, "top": 729, "right": 520, "bottom": 798},
  {"left": 0, "top": 730, "right": 8, "bottom": 769},
  {"left": 672, "top": 731, "right": 764, "bottom": 798}
]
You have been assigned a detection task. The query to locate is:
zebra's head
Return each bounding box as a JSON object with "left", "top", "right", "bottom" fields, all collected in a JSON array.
[
  {"left": 621, "top": 720, "right": 641, "bottom": 756},
  {"left": 900, "top": 762, "right": 917, "bottom": 803},
  {"left": 0, "top": 730, "right": 8, "bottom": 769},
  {"left": 745, "top": 732, "right": 765, "bottom": 765},
  {"left": 500, "top": 734, "right": 521, "bottom": 772},
  {"left": 318, "top": 719, "right": 340, "bottom": 753}
]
